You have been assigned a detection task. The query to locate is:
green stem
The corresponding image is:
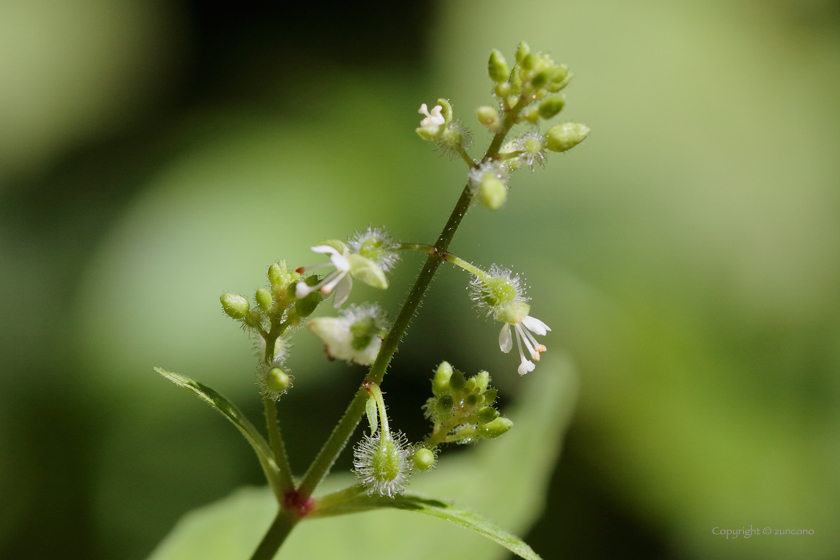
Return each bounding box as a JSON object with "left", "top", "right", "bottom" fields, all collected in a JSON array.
[
  {"left": 296, "top": 93, "right": 530, "bottom": 502},
  {"left": 457, "top": 145, "right": 477, "bottom": 168},
  {"left": 264, "top": 397, "right": 295, "bottom": 495},
  {"left": 445, "top": 254, "right": 487, "bottom": 278},
  {"left": 397, "top": 243, "right": 435, "bottom": 254},
  {"left": 249, "top": 510, "right": 298, "bottom": 560}
]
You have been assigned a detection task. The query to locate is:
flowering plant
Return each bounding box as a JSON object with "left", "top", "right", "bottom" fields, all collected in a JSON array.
[{"left": 155, "top": 42, "right": 588, "bottom": 559}]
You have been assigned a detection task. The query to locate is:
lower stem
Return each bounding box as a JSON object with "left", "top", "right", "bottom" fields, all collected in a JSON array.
[
  {"left": 250, "top": 510, "right": 298, "bottom": 560},
  {"left": 263, "top": 397, "right": 295, "bottom": 495}
]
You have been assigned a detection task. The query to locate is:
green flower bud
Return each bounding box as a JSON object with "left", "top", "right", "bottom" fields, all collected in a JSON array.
[
  {"left": 495, "top": 83, "right": 512, "bottom": 100},
  {"left": 539, "top": 96, "right": 565, "bottom": 119},
  {"left": 477, "top": 406, "right": 499, "bottom": 424},
  {"left": 437, "top": 394, "right": 454, "bottom": 415},
  {"left": 476, "top": 105, "right": 499, "bottom": 127},
  {"left": 365, "top": 395, "right": 378, "bottom": 434},
  {"left": 520, "top": 52, "right": 538, "bottom": 71},
  {"left": 465, "top": 393, "right": 479, "bottom": 407},
  {"left": 488, "top": 49, "right": 509, "bottom": 83},
  {"left": 449, "top": 369, "right": 466, "bottom": 392},
  {"left": 432, "top": 361, "right": 453, "bottom": 397},
  {"left": 531, "top": 70, "right": 550, "bottom": 88},
  {"left": 244, "top": 307, "right": 263, "bottom": 328},
  {"left": 413, "top": 447, "right": 436, "bottom": 471},
  {"left": 220, "top": 293, "right": 250, "bottom": 319},
  {"left": 496, "top": 301, "right": 531, "bottom": 324},
  {"left": 515, "top": 41, "right": 531, "bottom": 64},
  {"left": 479, "top": 276, "right": 518, "bottom": 308},
  {"left": 478, "top": 174, "right": 507, "bottom": 211},
  {"left": 482, "top": 388, "right": 498, "bottom": 406},
  {"left": 473, "top": 371, "right": 490, "bottom": 394},
  {"left": 266, "top": 367, "right": 292, "bottom": 393},
  {"left": 478, "top": 417, "right": 513, "bottom": 439},
  {"left": 255, "top": 288, "right": 272, "bottom": 312},
  {"left": 547, "top": 66, "right": 572, "bottom": 92},
  {"left": 545, "top": 123, "right": 590, "bottom": 153},
  {"left": 438, "top": 125, "right": 466, "bottom": 155}
]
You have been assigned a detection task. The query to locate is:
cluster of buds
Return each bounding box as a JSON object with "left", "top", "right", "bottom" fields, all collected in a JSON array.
[{"left": 422, "top": 362, "right": 512, "bottom": 447}]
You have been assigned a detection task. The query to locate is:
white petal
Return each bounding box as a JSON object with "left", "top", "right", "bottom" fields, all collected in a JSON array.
[
  {"left": 332, "top": 274, "right": 353, "bottom": 307},
  {"left": 499, "top": 323, "right": 513, "bottom": 353},
  {"left": 330, "top": 253, "right": 351, "bottom": 271},
  {"left": 521, "top": 315, "right": 550, "bottom": 336},
  {"left": 296, "top": 281, "right": 312, "bottom": 299},
  {"left": 311, "top": 244, "right": 339, "bottom": 255},
  {"left": 517, "top": 360, "right": 535, "bottom": 376},
  {"left": 419, "top": 103, "right": 429, "bottom": 116}
]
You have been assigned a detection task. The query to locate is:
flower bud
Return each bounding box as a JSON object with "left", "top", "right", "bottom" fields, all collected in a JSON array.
[
  {"left": 365, "top": 395, "right": 379, "bottom": 434},
  {"left": 413, "top": 447, "right": 436, "bottom": 471},
  {"left": 220, "top": 293, "right": 249, "bottom": 319},
  {"left": 477, "top": 406, "right": 499, "bottom": 424},
  {"left": 478, "top": 174, "right": 507, "bottom": 211},
  {"left": 266, "top": 367, "right": 292, "bottom": 393},
  {"left": 465, "top": 393, "right": 479, "bottom": 407},
  {"left": 244, "top": 308, "right": 263, "bottom": 329},
  {"left": 482, "top": 388, "right": 498, "bottom": 406},
  {"left": 488, "top": 49, "right": 509, "bottom": 83},
  {"left": 437, "top": 394, "right": 454, "bottom": 415},
  {"left": 449, "top": 369, "right": 466, "bottom": 392},
  {"left": 476, "top": 106, "right": 499, "bottom": 128},
  {"left": 515, "top": 41, "right": 531, "bottom": 64},
  {"left": 473, "top": 371, "right": 490, "bottom": 394},
  {"left": 432, "top": 361, "right": 453, "bottom": 396},
  {"left": 538, "top": 97, "right": 565, "bottom": 119},
  {"left": 548, "top": 65, "right": 572, "bottom": 92},
  {"left": 520, "top": 52, "right": 538, "bottom": 71},
  {"left": 494, "top": 82, "right": 512, "bottom": 99},
  {"left": 545, "top": 123, "right": 590, "bottom": 152},
  {"left": 477, "top": 417, "right": 513, "bottom": 439},
  {"left": 436, "top": 98, "right": 453, "bottom": 124},
  {"left": 294, "top": 290, "right": 322, "bottom": 318},
  {"left": 255, "top": 288, "right": 272, "bottom": 312}
]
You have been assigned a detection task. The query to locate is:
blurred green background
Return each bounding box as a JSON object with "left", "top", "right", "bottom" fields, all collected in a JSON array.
[{"left": 2, "top": 0, "right": 839, "bottom": 558}]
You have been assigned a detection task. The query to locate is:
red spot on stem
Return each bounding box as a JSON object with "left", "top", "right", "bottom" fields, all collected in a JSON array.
[{"left": 283, "top": 490, "right": 315, "bottom": 518}]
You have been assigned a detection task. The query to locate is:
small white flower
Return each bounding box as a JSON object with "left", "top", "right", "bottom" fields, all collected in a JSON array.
[
  {"left": 498, "top": 314, "right": 550, "bottom": 375},
  {"left": 308, "top": 303, "right": 389, "bottom": 365},
  {"left": 296, "top": 244, "right": 353, "bottom": 307},
  {"left": 418, "top": 103, "right": 445, "bottom": 129},
  {"left": 353, "top": 430, "right": 412, "bottom": 498}
]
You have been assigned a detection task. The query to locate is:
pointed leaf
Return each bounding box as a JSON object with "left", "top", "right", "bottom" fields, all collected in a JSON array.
[{"left": 154, "top": 368, "right": 277, "bottom": 480}]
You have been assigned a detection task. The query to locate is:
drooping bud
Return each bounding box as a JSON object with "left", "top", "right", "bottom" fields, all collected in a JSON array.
[
  {"left": 488, "top": 49, "right": 509, "bottom": 83},
  {"left": 477, "top": 417, "right": 513, "bottom": 439},
  {"left": 220, "top": 293, "right": 250, "bottom": 319},
  {"left": 545, "top": 123, "right": 590, "bottom": 153}
]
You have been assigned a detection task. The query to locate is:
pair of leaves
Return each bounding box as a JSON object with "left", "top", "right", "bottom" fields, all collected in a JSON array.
[{"left": 151, "top": 356, "right": 577, "bottom": 560}]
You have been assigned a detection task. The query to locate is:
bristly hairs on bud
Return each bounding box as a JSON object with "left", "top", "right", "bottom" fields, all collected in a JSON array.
[
  {"left": 468, "top": 161, "right": 509, "bottom": 197},
  {"left": 469, "top": 265, "right": 529, "bottom": 317},
  {"left": 353, "top": 430, "right": 413, "bottom": 497},
  {"left": 253, "top": 334, "right": 291, "bottom": 366},
  {"left": 257, "top": 365, "right": 293, "bottom": 401},
  {"left": 436, "top": 120, "right": 472, "bottom": 160}
]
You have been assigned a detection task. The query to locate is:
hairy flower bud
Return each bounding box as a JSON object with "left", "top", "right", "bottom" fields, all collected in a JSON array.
[
  {"left": 478, "top": 417, "right": 513, "bottom": 439},
  {"left": 488, "top": 49, "right": 509, "bottom": 83},
  {"left": 220, "top": 293, "right": 249, "bottom": 319},
  {"left": 538, "top": 96, "right": 565, "bottom": 119},
  {"left": 545, "top": 123, "right": 590, "bottom": 153}
]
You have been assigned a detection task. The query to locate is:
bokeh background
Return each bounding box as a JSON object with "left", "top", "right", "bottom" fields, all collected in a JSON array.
[{"left": 2, "top": 0, "right": 840, "bottom": 558}]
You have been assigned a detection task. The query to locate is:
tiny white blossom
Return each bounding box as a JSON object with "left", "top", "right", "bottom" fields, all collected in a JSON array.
[
  {"left": 308, "top": 303, "right": 389, "bottom": 365},
  {"left": 498, "top": 314, "right": 550, "bottom": 375},
  {"left": 418, "top": 103, "right": 445, "bottom": 129},
  {"left": 296, "top": 244, "right": 353, "bottom": 307}
]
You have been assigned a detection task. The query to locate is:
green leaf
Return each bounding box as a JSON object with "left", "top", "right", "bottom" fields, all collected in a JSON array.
[
  {"left": 312, "top": 491, "right": 541, "bottom": 560},
  {"left": 154, "top": 368, "right": 277, "bottom": 483},
  {"left": 148, "top": 357, "right": 577, "bottom": 560}
]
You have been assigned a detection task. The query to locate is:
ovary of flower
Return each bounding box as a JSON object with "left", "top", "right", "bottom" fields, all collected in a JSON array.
[
  {"left": 499, "top": 315, "right": 550, "bottom": 375},
  {"left": 295, "top": 245, "right": 353, "bottom": 307},
  {"left": 418, "top": 103, "right": 445, "bottom": 128}
]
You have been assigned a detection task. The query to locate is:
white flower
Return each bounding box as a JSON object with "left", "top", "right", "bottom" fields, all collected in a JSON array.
[
  {"left": 296, "top": 244, "right": 353, "bottom": 307},
  {"left": 498, "top": 314, "right": 550, "bottom": 375},
  {"left": 353, "top": 430, "right": 412, "bottom": 498},
  {"left": 307, "top": 303, "right": 389, "bottom": 365},
  {"left": 418, "top": 103, "right": 445, "bottom": 129}
]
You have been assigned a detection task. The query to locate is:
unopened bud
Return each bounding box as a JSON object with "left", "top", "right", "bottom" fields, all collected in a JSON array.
[
  {"left": 476, "top": 106, "right": 499, "bottom": 128},
  {"left": 432, "top": 361, "right": 453, "bottom": 396},
  {"left": 449, "top": 369, "right": 466, "bottom": 392},
  {"left": 477, "top": 406, "right": 499, "bottom": 424},
  {"left": 488, "top": 49, "right": 509, "bottom": 83},
  {"left": 545, "top": 123, "right": 590, "bottom": 153},
  {"left": 473, "top": 371, "right": 490, "bottom": 393},
  {"left": 539, "top": 97, "right": 565, "bottom": 119},
  {"left": 515, "top": 41, "right": 531, "bottom": 64},
  {"left": 220, "top": 293, "right": 249, "bottom": 319},
  {"left": 255, "top": 288, "right": 272, "bottom": 311},
  {"left": 478, "top": 174, "right": 507, "bottom": 210},
  {"left": 413, "top": 448, "right": 436, "bottom": 471},
  {"left": 266, "top": 368, "right": 292, "bottom": 393},
  {"left": 478, "top": 417, "right": 513, "bottom": 439}
]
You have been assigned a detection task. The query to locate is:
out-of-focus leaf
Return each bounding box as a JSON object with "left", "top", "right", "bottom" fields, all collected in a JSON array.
[
  {"left": 154, "top": 368, "right": 276, "bottom": 482},
  {"left": 147, "top": 357, "right": 577, "bottom": 560},
  {"left": 312, "top": 491, "right": 541, "bottom": 560}
]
